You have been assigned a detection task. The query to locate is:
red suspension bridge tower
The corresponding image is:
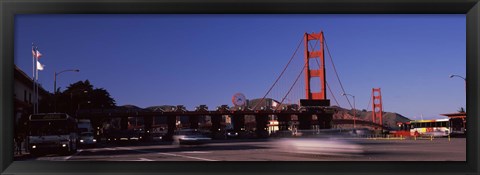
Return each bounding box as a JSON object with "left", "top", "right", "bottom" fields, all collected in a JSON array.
[
  {"left": 372, "top": 88, "right": 383, "bottom": 127},
  {"left": 296, "top": 31, "right": 332, "bottom": 130},
  {"left": 304, "top": 32, "right": 326, "bottom": 100},
  {"left": 300, "top": 31, "right": 330, "bottom": 107}
]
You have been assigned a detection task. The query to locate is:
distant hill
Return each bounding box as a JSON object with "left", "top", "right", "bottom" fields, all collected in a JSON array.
[
  {"left": 244, "top": 99, "right": 411, "bottom": 129},
  {"left": 117, "top": 102, "right": 410, "bottom": 129},
  {"left": 331, "top": 106, "right": 411, "bottom": 129},
  {"left": 105, "top": 104, "right": 147, "bottom": 112},
  {"left": 145, "top": 105, "right": 176, "bottom": 112}
]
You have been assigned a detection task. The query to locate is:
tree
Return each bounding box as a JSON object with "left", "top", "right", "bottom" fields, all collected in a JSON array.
[
  {"left": 90, "top": 88, "right": 116, "bottom": 109},
  {"left": 56, "top": 80, "right": 116, "bottom": 116}
]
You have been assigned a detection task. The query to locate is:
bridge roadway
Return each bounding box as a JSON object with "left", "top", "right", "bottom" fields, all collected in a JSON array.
[
  {"left": 76, "top": 107, "right": 383, "bottom": 139},
  {"left": 77, "top": 110, "right": 380, "bottom": 125},
  {"left": 76, "top": 107, "right": 334, "bottom": 118},
  {"left": 17, "top": 138, "right": 465, "bottom": 161}
]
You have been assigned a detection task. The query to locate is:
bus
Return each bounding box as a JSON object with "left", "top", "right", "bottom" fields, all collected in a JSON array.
[
  {"left": 27, "top": 113, "right": 78, "bottom": 156},
  {"left": 410, "top": 119, "right": 451, "bottom": 137},
  {"left": 396, "top": 119, "right": 451, "bottom": 137}
]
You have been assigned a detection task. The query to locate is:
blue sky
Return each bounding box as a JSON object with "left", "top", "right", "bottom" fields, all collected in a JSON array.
[{"left": 14, "top": 14, "right": 465, "bottom": 120}]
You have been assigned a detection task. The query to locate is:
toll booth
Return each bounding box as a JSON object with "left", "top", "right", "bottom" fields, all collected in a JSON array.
[{"left": 441, "top": 112, "right": 466, "bottom": 136}]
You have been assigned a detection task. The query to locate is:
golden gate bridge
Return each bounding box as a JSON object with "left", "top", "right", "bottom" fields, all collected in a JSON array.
[{"left": 77, "top": 31, "right": 385, "bottom": 140}]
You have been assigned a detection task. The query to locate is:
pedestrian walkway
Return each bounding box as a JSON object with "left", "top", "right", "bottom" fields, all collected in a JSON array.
[{"left": 13, "top": 145, "right": 31, "bottom": 160}]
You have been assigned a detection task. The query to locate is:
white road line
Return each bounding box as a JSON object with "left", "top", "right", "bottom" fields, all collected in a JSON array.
[
  {"left": 157, "top": 152, "right": 218, "bottom": 161},
  {"left": 180, "top": 151, "right": 211, "bottom": 154},
  {"left": 138, "top": 158, "right": 154, "bottom": 161},
  {"left": 64, "top": 149, "right": 83, "bottom": 161},
  {"left": 86, "top": 147, "right": 111, "bottom": 152},
  {"left": 109, "top": 146, "right": 218, "bottom": 161},
  {"left": 116, "top": 146, "right": 154, "bottom": 153}
]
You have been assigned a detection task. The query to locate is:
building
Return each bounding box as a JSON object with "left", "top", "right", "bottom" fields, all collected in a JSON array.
[
  {"left": 14, "top": 66, "right": 51, "bottom": 135},
  {"left": 440, "top": 112, "right": 466, "bottom": 135}
]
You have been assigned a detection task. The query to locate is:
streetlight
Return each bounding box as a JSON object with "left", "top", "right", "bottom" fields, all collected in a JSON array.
[
  {"left": 450, "top": 74, "right": 467, "bottom": 131},
  {"left": 449, "top": 74, "right": 466, "bottom": 86},
  {"left": 449, "top": 74, "right": 465, "bottom": 81},
  {"left": 341, "top": 93, "right": 356, "bottom": 128},
  {"left": 54, "top": 69, "right": 79, "bottom": 112},
  {"left": 450, "top": 74, "right": 466, "bottom": 93}
]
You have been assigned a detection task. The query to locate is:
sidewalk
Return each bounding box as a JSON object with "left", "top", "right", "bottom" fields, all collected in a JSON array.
[
  {"left": 13, "top": 152, "right": 31, "bottom": 161},
  {"left": 13, "top": 149, "right": 32, "bottom": 161}
]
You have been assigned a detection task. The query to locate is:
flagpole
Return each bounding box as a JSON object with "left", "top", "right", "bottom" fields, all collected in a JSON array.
[
  {"left": 32, "top": 43, "right": 36, "bottom": 114},
  {"left": 35, "top": 46, "right": 41, "bottom": 114},
  {"left": 36, "top": 62, "right": 39, "bottom": 113},
  {"left": 35, "top": 47, "right": 38, "bottom": 114}
]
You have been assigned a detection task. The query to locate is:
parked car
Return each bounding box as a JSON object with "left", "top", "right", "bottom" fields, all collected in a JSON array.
[
  {"left": 173, "top": 129, "right": 211, "bottom": 145},
  {"left": 79, "top": 132, "right": 96, "bottom": 147}
]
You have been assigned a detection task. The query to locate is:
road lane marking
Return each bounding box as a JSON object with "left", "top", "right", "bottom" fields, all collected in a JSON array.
[
  {"left": 64, "top": 149, "right": 83, "bottom": 161},
  {"left": 157, "top": 152, "right": 218, "bottom": 161},
  {"left": 114, "top": 146, "right": 217, "bottom": 161},
  {"left": 138, "top": 158, "right": 154, "bottom": 161},
  {"left": 180, "top": 151, "right": 211, "bottom": 154},
  {"left": 116, "top": 147, "right": 153, "bottom": 153}
]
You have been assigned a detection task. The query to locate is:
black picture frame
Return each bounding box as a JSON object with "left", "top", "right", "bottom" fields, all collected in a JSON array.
[{"left": 1, "top": 0, "right": 478, "bottom": 175}]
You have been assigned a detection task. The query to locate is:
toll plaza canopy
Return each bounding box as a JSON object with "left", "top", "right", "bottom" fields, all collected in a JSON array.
[{"left": 440, "top": 112, "right": 466, "bottom": 119}]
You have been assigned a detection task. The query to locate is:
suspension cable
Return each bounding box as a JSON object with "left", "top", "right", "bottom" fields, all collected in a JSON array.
[
  {"left": 366, "top": 90, "right": 373, "bottom": 111},
  {"left": 276, "top": 62, "right": 307, "bottom": 110},
  {"left": 323, "top": 35, "right": 353, "bottom": 109},
  {"left": 326, "top": 81, "right": 340, "bottom": 107},
  {"left": 313, "top": 56, "right": 350, "bottom": 109},
  {"left": 253, "top": 37, "right": 305, "bottom": 110},
  {"left": 310, "top": 38, "right": 351, "bottom": 109},
  {"left": 276, "top": 37, "right": 320, "bottom": 110}
]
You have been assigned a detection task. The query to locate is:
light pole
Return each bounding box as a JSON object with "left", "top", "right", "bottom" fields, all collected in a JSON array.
[
  {"left": 342, "top": 93, "right": 356, "bottom": 128},
  {"left": 54, "top": 69, "right": 79, "bottom": 112},
  {"left": 449, "top": 74, "right": 466, "bottom": 89},
  {"left": 450, "top": 74, "right": 467, "bottom": 131}
]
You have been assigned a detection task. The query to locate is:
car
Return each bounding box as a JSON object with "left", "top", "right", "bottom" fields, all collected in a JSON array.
[
  {"left": 349, "top": 128, "right": 374, "bottom": 137},
  {"left": 226, "top": 129, "right": 239, "bottom": 138},
  {"left": 172, "top": 129, "right": 211, "bottom": 145},
  {"left": 79, "top": 132, "right": 97, "bottom": 147}
]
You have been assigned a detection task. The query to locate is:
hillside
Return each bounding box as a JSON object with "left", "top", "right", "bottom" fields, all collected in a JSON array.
[
  {"left": 331, "top": 106, "right": 411, "bottom": 129},
  {"left": 115, "top": 103, "right": 411, "bottom": 129}
]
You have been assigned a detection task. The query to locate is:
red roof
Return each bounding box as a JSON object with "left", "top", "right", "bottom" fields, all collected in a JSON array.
[{"left": 440, "top": 112, "right": 466, "bottom": 118}]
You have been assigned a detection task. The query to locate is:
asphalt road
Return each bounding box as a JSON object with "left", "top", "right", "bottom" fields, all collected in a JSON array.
[{"left": 15, "top": 137, "right": 466, "bottom": 161}]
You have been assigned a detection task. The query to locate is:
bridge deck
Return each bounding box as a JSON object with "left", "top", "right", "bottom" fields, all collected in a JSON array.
[{"left": 76, "top": 108, "right": 382, "bottom": 128}]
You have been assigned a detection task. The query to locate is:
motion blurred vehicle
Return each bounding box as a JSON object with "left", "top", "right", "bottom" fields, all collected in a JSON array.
[
  {"left": 173, "top": 129, "right": 211, "bottom": 145},
  {"left": 79, "top": 132, "right": 96, "bottom": 147},
  {"left": 349, "top": 128, "right": 374, "bottom": 137},
  {"left": 275, "top": 136, "right": 364, "bottom": 156},
  {"left": 106, "top": 130, "right": 141, "bottom": 142},
  {"left": 226, "top": 129, "right": 239, "bottom": 138}
]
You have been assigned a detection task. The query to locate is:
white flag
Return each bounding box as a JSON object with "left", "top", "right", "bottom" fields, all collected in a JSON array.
[{"left": 36, "top": 60, "right": 45, "bottom": 71}]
